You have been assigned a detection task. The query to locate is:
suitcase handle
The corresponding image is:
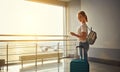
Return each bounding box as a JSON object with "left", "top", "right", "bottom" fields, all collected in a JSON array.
[
  {"left": 76, "top": 45, "right": 83, "bottom": 48},
  {"left": 75, "top": 46, "right": 81, "bottom": 59}
]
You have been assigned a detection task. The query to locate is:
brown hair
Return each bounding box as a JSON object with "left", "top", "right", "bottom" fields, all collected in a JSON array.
[{"left": 78, "top": 11, "right": 88, "bottom": 22}]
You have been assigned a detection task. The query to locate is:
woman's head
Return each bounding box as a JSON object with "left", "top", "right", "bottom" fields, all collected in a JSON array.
[{"left": 78, "top": 11, "right": 88, "bottom": 23}]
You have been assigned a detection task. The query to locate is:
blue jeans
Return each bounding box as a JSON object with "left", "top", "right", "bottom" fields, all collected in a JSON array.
[{"left": 79, "top": 41, "right": 89, "bottom": 61}]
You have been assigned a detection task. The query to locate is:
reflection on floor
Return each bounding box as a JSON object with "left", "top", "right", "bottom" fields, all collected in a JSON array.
[{"left": 0, "top": 59, "right": 120, "bottom": 72}]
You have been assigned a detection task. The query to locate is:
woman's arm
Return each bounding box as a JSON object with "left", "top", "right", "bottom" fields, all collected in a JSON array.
[
  {"left": 70, "top": 32, "right": 80, "bottom": 38},
  {"left": 70, "top": 32, "right": 87, "bottom": 40}
]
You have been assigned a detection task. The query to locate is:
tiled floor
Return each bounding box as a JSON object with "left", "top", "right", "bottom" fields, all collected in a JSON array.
[{"left": 0, "top": 59, "right": 120, "bottom": 72}]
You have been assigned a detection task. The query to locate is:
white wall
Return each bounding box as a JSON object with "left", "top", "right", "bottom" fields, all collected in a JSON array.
[
  {"left": 68, "top": 0, "right": 81, "bottom": 34},
  {"left": 81, "top": 0, "right": 120, "bottom": 61},
  {"left": 81, "top": 0, "right": 120, "bottom": 49},
  {"left": 68, "top": 0, "right": 120, "bottom": 61},
  {"left": 67, "top": 0, "right": 81, "bottom": 55}
]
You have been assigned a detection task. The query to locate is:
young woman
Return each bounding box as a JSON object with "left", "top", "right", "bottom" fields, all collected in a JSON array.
[{"left": 70, "top": 11, "right": 89, "bottom": 62}]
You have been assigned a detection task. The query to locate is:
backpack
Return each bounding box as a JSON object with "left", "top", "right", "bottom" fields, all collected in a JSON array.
[{"left": 87, "top": 27, "right": 97, "bottom": 45}]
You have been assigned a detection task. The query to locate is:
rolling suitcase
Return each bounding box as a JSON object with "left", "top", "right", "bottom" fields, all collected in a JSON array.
[
  {"left": 70, "top": 46, "right": 89, "bottom": 72},
  {"left": 70, "top": 59, "right": 89, "bottom": 72}
]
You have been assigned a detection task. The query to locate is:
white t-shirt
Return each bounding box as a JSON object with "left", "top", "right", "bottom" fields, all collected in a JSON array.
[{"left": 78, "top": 24, "right": 88, "bottom": 42}]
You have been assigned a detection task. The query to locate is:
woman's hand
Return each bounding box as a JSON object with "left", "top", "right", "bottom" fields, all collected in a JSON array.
[
  {"left": 70, "top": 32, "right": 76, "bottom": 36},
  {"left": 70, "top": 32, "right": 83, "bottom": 38}
]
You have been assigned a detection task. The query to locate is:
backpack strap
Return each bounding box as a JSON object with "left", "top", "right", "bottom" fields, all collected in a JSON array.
[{"left": 87, "top": 26, "right": 92, "bottom": 31}]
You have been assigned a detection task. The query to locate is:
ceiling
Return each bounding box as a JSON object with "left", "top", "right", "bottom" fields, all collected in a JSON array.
[
  {"left": 58, "top": 0, "right": 71, "bottom": 2},
  {"left": 27, "top": 0, "right": 70, "bottom": 6}
]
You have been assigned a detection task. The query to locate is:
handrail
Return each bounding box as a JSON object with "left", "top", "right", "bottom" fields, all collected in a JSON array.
[
  {"left": 0, "top": 34, "right": 69, "bottom": 37},
  {"left": 0, "top": 34, "right": 76, "bottom": 72},
  {"left": 0, "top": 39, "right": 76, "bottom": 42}
]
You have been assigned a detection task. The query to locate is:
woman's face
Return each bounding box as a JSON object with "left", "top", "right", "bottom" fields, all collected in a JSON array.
[{"left": 78, "top": 14, "right": 86, "bottom": 23}]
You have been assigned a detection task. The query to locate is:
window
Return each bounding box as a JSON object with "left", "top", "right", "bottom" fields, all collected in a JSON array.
[{"left": 0, "top": 0, "right": 64, "bottom": 35}]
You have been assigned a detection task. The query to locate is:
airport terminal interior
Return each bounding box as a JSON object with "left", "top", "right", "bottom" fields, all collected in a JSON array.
[{"left": 0, "top": 0, "right": 120, "bottom": 72}]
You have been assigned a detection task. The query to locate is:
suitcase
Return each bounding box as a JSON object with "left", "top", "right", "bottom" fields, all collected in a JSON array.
[{"left": 70, "top": 59, "right": 89, "bottom": 72}]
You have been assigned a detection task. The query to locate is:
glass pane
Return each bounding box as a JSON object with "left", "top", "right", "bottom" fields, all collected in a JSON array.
[
  {"left": 0, "top": 0, "right": 63, "bottom": 35},
  {"left": 0, "top": 0, "right": 65, "bottom": 72}
]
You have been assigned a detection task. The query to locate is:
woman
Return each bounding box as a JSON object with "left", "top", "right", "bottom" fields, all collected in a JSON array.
[{"left": 70, "top": 11, "right": 89, "bottom": 62}]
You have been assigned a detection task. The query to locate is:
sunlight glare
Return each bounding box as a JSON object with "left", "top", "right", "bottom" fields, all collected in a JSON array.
[{"left": 0, "top": 0, "right": 63, "bottom": 35}]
